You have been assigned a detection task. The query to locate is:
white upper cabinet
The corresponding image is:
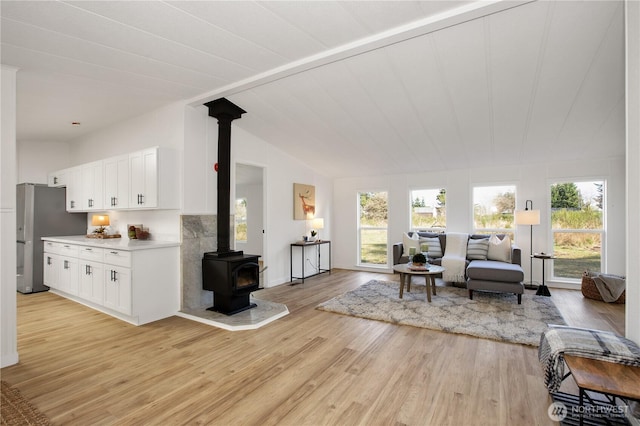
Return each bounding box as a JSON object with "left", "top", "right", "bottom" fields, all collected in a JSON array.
[
  {"left": 80, "top": 160, "right": 104, "bottom": 211},
  {"left": 104, "top": 155, "right": 129, "bottom": 209},
  {"left": 65, "top": 166, "right": 83, "bottom": 212},
  {"left": 48, "top": 146, "right": 179, "bottom": 212},
  {"left": 129, "top": 147, "right": 179, "bottom": 210},
  {"left": 47, "top": 170, "right": 66, "bottom": 187}
]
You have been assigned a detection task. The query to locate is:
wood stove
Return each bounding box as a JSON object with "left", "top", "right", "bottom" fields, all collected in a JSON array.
[
  {"left": 201, "top": 97, "right": 261, "bottom": 315},
  {"left": 202, "top": 252, "right": 260, "bottom": 315}
]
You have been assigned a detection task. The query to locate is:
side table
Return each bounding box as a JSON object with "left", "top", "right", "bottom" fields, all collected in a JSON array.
[
  {"left": 290, "top": 240, "right": 331, "bottom": 284},
  {"left": 532, "top": 254, "right": 554, "bottom": 296}
]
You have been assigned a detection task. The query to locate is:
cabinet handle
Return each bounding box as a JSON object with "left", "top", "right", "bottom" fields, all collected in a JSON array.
[
  {"left": 137, "top": 194, "right": 144, "bottom": 205},
  {"left": 53, "top": 176, "right": 58, "bottom": 184},
  {"left": 47, "top": 257, "right": 52, "bottom": 265},
  {"left": 85, "top": 248, "right": 92, "bottom": 252},
  {"left": 85, "top": 265, "right": 92, "bottom": 275},
  {"left": 88, "top": 198, "right": 94, "bottom": 208},
  {"left": 64, "top": 260, "right": 69, "bottom": 269},
  {"left": 70, "top": 200, "right": 75, "bottom": 209},
  {"left": 111, "top": 270, "right": 118, "bottom": 282},
  {"left": 111, "top": 196, "right": 117, "bottom": 207},
  {"left": 110, "top": 251, "right": 119, "bottom": 255}
]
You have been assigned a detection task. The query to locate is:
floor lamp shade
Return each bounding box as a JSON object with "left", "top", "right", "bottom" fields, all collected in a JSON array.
[{"left": 515, "top": 209, "right": 540, "bottom": 226}]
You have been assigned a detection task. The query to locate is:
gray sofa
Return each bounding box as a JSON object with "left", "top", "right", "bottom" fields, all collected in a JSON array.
[{"left": 392, "top": 232, "right": 525, "bottom": 304}]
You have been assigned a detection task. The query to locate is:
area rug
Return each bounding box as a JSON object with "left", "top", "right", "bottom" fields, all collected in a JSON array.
[
  {"left": 317, "top": 280, "right": 566, "bottom": 346},
  {"left": 1, "top": 381, "right": 50, "bottom": 426}
]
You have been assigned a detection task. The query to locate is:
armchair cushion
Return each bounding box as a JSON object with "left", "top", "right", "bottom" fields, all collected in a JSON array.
[
  {"left": 467, "top": 238, "right": 489, "bottom": 260},
  {"left": 402, "top": 232, "right": 420, "bottom": 257},
  {"left": 422, "top": 237, "right": 443, "bottom": 258},
  {"left": 488, "top": 234, "right": 511, "bottom": 263}
]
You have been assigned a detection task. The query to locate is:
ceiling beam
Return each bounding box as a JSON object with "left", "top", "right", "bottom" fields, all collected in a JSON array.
[{"left": 187, "top": 0, "right": 535, "bottom": 107}]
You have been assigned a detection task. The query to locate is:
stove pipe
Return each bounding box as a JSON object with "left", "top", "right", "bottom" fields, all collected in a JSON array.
[{"left": 204, "top": 98, "right": 246, "bottom": 255}]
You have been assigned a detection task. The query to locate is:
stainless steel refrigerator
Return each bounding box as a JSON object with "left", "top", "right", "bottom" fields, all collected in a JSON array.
[{"left": 16, "top": 183, "right": 87, "bottom": 293}]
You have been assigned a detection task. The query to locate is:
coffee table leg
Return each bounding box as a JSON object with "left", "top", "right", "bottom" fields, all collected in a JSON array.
[
  {"left": 399, "top": 273, "right": 405, "bottom": 299},
  {"left": 424, "top": 276, "right": 431, "bottom": 302},
  {"left": 430, "top": 276, "right": 437, "bottom": 296}
]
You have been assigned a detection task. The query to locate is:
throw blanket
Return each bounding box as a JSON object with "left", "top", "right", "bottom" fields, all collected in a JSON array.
[
  {"left": 591, "top": 272, "right": 626, "bottom": 303},
  {"left": 538, "top": 324, "right": 640, "bottom": 392},
  {"left": 442, "top": 232, "right": 468, "bottom": 283}
]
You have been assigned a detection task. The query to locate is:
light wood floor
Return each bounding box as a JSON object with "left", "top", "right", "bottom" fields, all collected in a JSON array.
[{"left": 2, "top": 269, "right": 625, "bottom": 425}]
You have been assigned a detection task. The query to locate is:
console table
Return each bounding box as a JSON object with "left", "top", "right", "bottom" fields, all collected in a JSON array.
[{"left": 290, "top": 240, "right": 331, "bottom": 284}]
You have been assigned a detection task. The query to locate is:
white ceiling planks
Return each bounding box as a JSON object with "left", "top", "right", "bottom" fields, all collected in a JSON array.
[{"left": 1, "top": 0, "right": 626, "bottom": 178}]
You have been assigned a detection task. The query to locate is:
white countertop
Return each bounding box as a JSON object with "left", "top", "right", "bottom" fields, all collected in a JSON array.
[{"left": 42, "top": 235, "right": 180, "bottom": 251}]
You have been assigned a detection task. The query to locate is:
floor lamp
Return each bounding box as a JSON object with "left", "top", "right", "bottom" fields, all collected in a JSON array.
[{"left": 515, "top": 200, "right": 540, "bottom": 289}]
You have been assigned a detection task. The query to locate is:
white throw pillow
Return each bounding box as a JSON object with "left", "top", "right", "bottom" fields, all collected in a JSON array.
[
  {"left": 467, "top": 238, "right": 489, "bottom": 260},
  {"left": 487, "top": 234, "right": 511, "bottom": 263},
  {"left": 402, "top": 232, "right": 421, "bottom": 257},
  {"left": 421, "top": 237, "right": 443, "bottom": 258}
]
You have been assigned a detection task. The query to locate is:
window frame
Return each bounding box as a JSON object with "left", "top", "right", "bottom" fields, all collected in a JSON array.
[
  {"left": 357, "top": 190, "right": 389, "bottom": 268},
  {"left": 409, "top": 187, "right": 447, "bottom": 233},
  {"left": 548, "top": 179, "right": 606, "bottom": 283},
  {"left": 471, "top": 184, "right": 517, "bottom": 238}
]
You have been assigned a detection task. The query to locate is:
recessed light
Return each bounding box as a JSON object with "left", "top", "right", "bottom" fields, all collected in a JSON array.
[{"left": 71, "top": 122, "right": 81, "bottom": 126}]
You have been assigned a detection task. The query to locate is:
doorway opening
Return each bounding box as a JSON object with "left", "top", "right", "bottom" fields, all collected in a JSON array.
[{"left": 235, "top": 163, "right": 266, "bottom": 284}]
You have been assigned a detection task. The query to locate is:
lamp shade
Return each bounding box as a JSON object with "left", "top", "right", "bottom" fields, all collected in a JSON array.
[
  {"left": 311, "top": 218, "right": 324, "bottom": 230},
  {"left": 514, "top": 209, "right": 540, "bottom": 226},
  {"left": 91, "top": 215, "right": 110, "bottom": 227}
]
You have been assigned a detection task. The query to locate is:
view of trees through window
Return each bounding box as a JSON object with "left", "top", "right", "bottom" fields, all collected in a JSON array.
[
  {"left": 235, "top": 198, "right": 247, "bottom": 242},
  {"left": 411, "top": 189, "right": 446, "bottom": 231},
  {"left": 473, "top": 185, "right": 516, "bottom": 238},
  {"left": 551, "top": 181, "right": 604, "bottom": 280},
  {"left": 358, "top": 191, "right": 388, "bottom": 266}
]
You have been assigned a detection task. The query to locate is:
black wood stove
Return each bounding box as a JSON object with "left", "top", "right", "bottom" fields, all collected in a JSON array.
[{"left": 201, "top": 98, "right": 260, "bottom": 315}]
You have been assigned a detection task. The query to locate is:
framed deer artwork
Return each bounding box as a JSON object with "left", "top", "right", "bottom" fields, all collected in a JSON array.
[{"left": 293, "top": 183, "right": 315, "bottom": 220}]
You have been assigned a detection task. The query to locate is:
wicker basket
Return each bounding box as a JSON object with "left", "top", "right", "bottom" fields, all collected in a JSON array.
[{"left": 581, "top": 272, "right": 626, "bottom": 304}]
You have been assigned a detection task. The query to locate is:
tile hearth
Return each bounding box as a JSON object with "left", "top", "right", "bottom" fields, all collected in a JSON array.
[{"left": 177, "top": 295, "right": 289, "bottom": 331}]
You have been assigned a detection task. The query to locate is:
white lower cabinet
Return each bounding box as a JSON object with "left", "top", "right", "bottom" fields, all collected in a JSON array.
[{"left": 43, "top": 238, "right": 179, "bottom": 325}]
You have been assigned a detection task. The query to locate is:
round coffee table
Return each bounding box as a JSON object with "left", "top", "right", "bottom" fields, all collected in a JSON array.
[{"left": 392, "top": 263, "right": 445, "bottom": 302}]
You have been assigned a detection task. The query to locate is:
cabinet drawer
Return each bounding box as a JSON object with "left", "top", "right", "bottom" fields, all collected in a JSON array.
[
  {"left": 59, "top": 243, "right": 79, "bottom": 257},
  {"left": 78, "top": 246, "right": 104, "bottom": 262},
  {"left": 43, "top": 241, "right": 63, "bottom": 254},
  {"left": 104, "top": 250, "right": 131, "bottom": 268}
]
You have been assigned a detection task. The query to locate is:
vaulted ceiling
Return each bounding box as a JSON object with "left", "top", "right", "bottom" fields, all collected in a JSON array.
[{"left": 1, "top": 0, "right": 626, "bottom": 178}]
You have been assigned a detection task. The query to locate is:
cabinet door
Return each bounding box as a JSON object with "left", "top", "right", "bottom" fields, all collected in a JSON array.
[
  {"left": 129, "top": 148, "right": 157, "bottom": 208},
  {"left": 79, "top": 261, "right": 104, "bottom": 305},
  {"left": 66, "top": 167, "right": 82, "bottom": 212},
  {"left": 48, "top": 170, "right": 66, "bottom": 187},
  {"left": 59, "top": 256, "right": 79, "bottom": 296},
  {"left": 104, "top": 266, "right": 132, "bottom": 315},
  {"left": 104, "top": 155, "right": 129, "bottom": 209},
  {"left": 81, "top": 161, "right": 104, "bottom": 211},
  {"left": 43, "top": 253, "right": 60, "bottom": 289}
]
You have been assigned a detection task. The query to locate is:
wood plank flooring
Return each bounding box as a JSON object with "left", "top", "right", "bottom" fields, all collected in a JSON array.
[{"left": 1, "top": 269, "right": 625, "bottom": 425}]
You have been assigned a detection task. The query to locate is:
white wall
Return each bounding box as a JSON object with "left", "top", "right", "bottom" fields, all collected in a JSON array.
[
  {"left": 626, "top": 0, "right": 640, "bottom": 344},
  {"left": 17, "top": 141, "right": 71, "bottom": 184},
  {"left": 332, "top": 157, "right": 626, "bottom": 290},
  {"left": 1, "top": 66, "right": 19, "bottom": 367}
]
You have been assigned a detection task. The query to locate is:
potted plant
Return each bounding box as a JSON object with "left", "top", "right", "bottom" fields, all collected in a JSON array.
[
  {"left": 309, "top": 229, "right": 317, "bottom": 242},
  {"left": 411, "top": 252, "right": 427, "bottom": 266}
]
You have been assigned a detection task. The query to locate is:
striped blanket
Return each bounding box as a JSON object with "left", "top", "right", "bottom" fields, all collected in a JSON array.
[{"left": 538, "top": 325, "right": 640, "bottom": 392}]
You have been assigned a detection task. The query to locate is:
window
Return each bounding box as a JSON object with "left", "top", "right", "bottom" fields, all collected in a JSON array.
[
  {"left": 235, "top": 198, "right": 247, "bottom": 243},
  {"left": 473, "top": 185, "right": 515, "bottom": 238},
  {"left": 358, "top": 191, "right": 388, "bottom": 266},
  {"left": 550, "top": 181, "right": 605, "bottom": 281},
  {"left": 410, "top": 188, "right": 446, "bottom": 232}
]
